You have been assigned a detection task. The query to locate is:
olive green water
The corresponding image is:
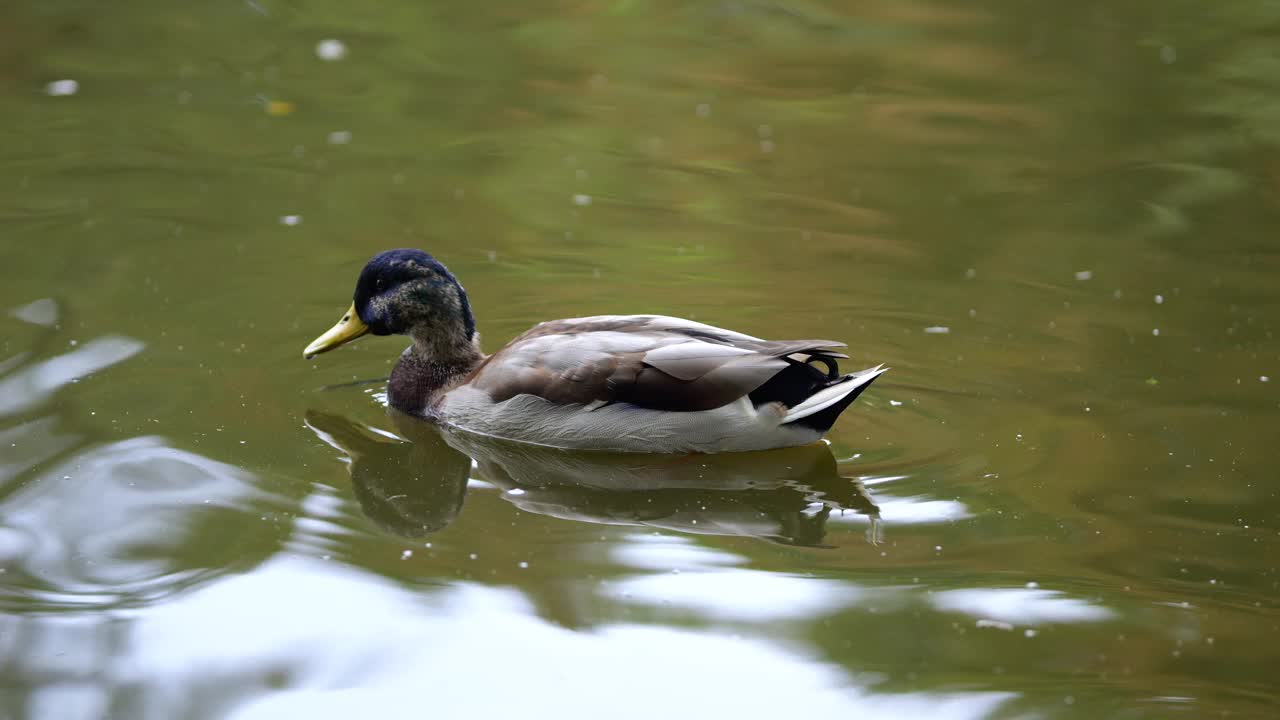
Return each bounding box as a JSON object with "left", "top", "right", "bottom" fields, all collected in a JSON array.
[{"left": 3, "top": 1, "right": 1279, "bottom": 718}]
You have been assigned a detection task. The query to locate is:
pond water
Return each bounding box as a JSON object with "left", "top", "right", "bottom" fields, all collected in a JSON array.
[{"left": 2, "top": 2, "right": 1278, "bottom": 718}]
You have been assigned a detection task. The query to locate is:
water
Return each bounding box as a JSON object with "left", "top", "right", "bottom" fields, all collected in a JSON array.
[{"left": 3, "top": 2, "right": 1279, "bottom": 717}]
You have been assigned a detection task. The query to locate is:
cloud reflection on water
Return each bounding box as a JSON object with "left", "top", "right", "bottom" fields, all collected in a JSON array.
[
  {"left": 113, "top": 556, "right": 1016, "bottom": 720},
  {"left": 931, "top": 587, "right": 1116, "bottom": 625}
]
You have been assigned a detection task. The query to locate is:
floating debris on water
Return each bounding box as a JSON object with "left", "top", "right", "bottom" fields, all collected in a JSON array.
[
  {"left": 279, "top": 215, "right": 302, "bottom": 226},
  {"left": 1074, "top": 270, "right": 1093, "bottom": 281},
  {"left": 400, "top": 549, "right": 413, "bottom": 560},
  {"left": 45, "top": 79, "right": 79, "bottom": 96},
  {"left": 976, "top": 619, "right": 1015, "bottom": 631},
  {"left": 327, "top": 130, "right": 352, "bottom": 145},
  {"left": 316, "top": 38, "right": 348, "bottom": 61},
  {"left": 1152, "top": 328, "right": 1160, "bottom": 336},
  {"left": 265, "top": 100, "right": 294, "bottom": 116},
  {"left": 695, "top": 103, "right": 711, "bottom": 118},
  {"left": 1155, "top": 294, "right": 1165, "bottom": 304},
  {"left": 572, "top": 194, "right": 592, "bottom": 207},
  {"left": 924, "top": 326, "right": 950, "bottom": 334},
  {"left": 889, "top": 400, "right": 903, "bottom": 406}
]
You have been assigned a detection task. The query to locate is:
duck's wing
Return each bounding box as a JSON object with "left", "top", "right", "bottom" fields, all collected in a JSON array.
[{"left": 465, "top": 315, "right": 849, "bottom": 412}]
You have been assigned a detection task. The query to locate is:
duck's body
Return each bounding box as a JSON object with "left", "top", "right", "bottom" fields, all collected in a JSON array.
[{"left": 305, "top": 250, "right": 885, "bottom": 453}]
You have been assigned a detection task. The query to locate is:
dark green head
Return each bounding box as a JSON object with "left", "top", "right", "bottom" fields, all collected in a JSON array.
[
  {"left": 304, "top": 249, "right": 476, "bottom": 359},
  {"left": 354, "top": 249, "right": 475, "bottom": 339}
]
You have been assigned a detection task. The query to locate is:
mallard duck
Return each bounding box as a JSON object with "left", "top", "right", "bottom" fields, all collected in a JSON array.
[{"left": 303, "top": 249, "right": 886, "bottom": 453}]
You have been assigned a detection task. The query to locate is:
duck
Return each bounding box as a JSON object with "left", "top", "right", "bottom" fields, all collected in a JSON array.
[{"left": 303, "top": 249, "right": 887, "bottom": 453}]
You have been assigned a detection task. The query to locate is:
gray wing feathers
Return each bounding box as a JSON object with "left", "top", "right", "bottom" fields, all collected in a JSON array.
[
  {"left": 642, "top": 342, "right": 761, "bottom": 380},
  {"left": 470, "top": 315, "right": 855, "bottom": 413}
]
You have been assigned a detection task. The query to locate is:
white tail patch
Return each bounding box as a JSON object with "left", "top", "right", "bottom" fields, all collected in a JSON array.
[{"left": 781, "top": 365, "right": 888, "bottom": 424}]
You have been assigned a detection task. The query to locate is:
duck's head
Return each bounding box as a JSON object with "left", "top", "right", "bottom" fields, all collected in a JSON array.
[{"left": 303, "top": 249, "right": 476, "bottom": 359}]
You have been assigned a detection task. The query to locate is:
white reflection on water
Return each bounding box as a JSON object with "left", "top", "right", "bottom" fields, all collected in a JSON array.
[
  {"left": 828, "top": 476, "right": 972, "bottom": 527},
  {"left": 932, "top": 588, "right": 1116, "bottom": 625},
  {"left": 9, "top": 297, "right": 60, "bottom": 327},
  {"left": 604, "top": 533, "right": 869, "bottom": 621},
  {"left": 103, "top": 556, "right": 1013, "bottom": 720},
  {"left": 829, "top": 492, "right": 972, "bottom": 525},
  {"left": 0, "top": 436, "right": 269, "bottom": 606},
  {"left": 609, "top": 533, "right": 746, "bottom": 569},
  {"left": 603, "top": 569, "right": 866, "bottom": 622},
  {"left": 0, "top": 335, "right": 144, "bottom": 416}
]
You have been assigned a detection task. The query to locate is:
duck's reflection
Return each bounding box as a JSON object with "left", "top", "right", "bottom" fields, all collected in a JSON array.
[{"left": 305, "top": 410, "right": 879, "bottom": 547}]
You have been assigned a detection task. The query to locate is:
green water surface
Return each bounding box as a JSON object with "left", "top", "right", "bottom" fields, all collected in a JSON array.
[{"left": 2, "top": 2, "right": 1278, "bottom": 718}]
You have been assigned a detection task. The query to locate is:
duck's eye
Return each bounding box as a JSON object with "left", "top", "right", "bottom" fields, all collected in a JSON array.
[{"left": 375, "top": 278, "right": 386, "bottom": 292}]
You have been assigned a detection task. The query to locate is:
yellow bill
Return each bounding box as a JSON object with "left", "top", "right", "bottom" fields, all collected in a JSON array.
[{"left": 304, "top": 302, "right": 369, "bottom": 359}]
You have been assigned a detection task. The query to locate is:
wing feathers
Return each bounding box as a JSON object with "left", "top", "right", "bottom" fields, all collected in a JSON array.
[
  {"left": 642, "top": 342, "right": 759, "bottom": 380},
  {"left": 468, "top": 314, "right": 876, "bottom": 417}
]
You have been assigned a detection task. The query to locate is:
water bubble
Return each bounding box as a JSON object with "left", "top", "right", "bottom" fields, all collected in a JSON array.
[
  {"left": 279, "top": 215, "right": 302, "bottom": 226},
  {"left": 1155, "top": 294, "right": 1164, "bottom": 304},
  {"left": 572, "top": 194, "right": 592, "bottom": 207},
  {"left": 400, "top": 550, "right": 413, "bottom": 560},
  {"left": 1074, "top": 270, "right": 1093, "bottom": 281},
  {"left": 923, "top": 326, "right": 950, "bottom": 334},
  {"left": 327, "top": 130, "right": 352, "bottom": 145}
]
